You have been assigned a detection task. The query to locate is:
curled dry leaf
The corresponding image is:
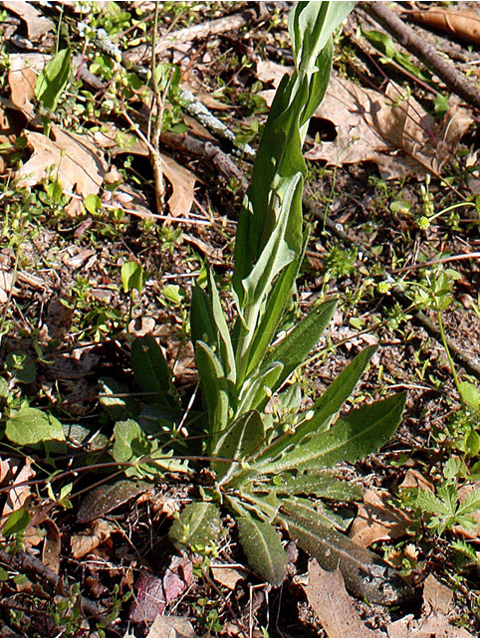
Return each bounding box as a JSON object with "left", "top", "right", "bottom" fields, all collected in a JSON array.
[
  {"left": 407, "top": 7, "right": 480, "bottom": 46},
  {"left": 16, "top": 125, "right": 108, "bottom": 216},
  {"left": 71, "top": 518, "right": 118, "bottom": 560},
  {"left": 77, "top": 479, "right": 151, "bottom": 524},
  {"left": 349, "top": 489, "right": 412, "bottom": 548}
]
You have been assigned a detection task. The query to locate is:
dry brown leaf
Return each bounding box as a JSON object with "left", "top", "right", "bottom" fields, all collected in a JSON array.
[
  {"left": 388, "top": 612, "right": 472, "bottom": 638},
  {"left": 400, "top": 468, "right": 435, "bottom": 492},
  {"left": 300, "top": 559, "right": 382, "bottom": 638},
  {"left": 42, "top": 518, "right": 61, "bottom": 574},
  {"left": 423, "top": 574, "right": 454, "bottom": 615},
  {"left": 211, "top": 565, "right": 247, "bottom": 590},
  {"left": 257, "top": 61, "right": 472, "bottom": 180},
  {"left": 93, "top": 123, "right": 196, "bottom": 217},
  {"left": 71, "top": 518, "right": 118, "bottom": 559},
  {"left": 408, "top": 8, "right": 480, "bottom": 46},
  {"left": 146, "top": 614, "right": 196, "bottom": 638},
  {"left": 16, "top": 125, "right": 108, "bottom": 215},
  {"left": 350, "top": 489, "right": 411, "bottom": 548},
  {"left": 1, "top": 1, "right": 54, "bottom": 40},
  {"left": 161, "top": 154, "right": 196, "bottom": 218},
  {"left": 8, "top": 61, "right": 36, "bottom": 116}
]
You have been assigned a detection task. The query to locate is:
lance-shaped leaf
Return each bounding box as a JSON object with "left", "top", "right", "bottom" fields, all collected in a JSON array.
[
  {"left": 275, "top": 471, "right": 362, "bottom": 502},
  {"left": 237, "top": 513, "right": 286, "bottom": 587},
  {"left": 263, "top": 298, "right": 337, "bottom": 389},
  {"left": 253, "top": 392, "right": 406, "bottom": 476},
  {"left": 250, "top": 345, "right": 380, "bottom": 466},
  {"left": 244, "top": 229, "right": 309, "bottom": 380},
  {"left": 35, "top": 48, "right": 71, "bottom": 111},
  {"left": 191, "top": 269, "right": 236, "bottom": 383},
  {"left": 278, "top": 498, "right": 413, "bottom": 605},
  {"left": 195, "top": 340, "right": 230, "bottom": 453},
  {"left": 234, "top": 173, "right": 303, "bottom": 381},
  {"left": 212, "top": 411, "right": 265, "bottom": 484},
  {"left": 236, "top": 361, "right": 284, "bottom": 416},
  {"left": 131, "top": 335, "right": 179, "bottom": 409}
]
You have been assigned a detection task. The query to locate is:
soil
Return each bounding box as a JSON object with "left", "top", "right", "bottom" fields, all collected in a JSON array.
[{"left": 1, "top": 1, "right": 480, "bottom": 638}]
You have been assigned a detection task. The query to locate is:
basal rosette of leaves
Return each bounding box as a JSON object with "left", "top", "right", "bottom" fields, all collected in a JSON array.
[{"left": 104, "top": 1, "right": 412, "bottom": 603}]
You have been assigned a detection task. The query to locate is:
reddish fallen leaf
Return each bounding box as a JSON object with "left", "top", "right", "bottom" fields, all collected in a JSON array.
[
  {"left": 407, "top": 8, "right": 480, "bottom": 46},
  {"left": 130, "top": 554, "right": 193, "bottom": 624},
  {"left": 130, "top": 571, "right": 166, "bottom": 624}
]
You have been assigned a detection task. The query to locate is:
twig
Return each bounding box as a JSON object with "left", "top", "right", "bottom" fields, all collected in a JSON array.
[
  {"left": 90, "top": 21, "right": 256, "bottom": 159},
  {"left": 362, "top": 1, "right": 480, "bottom": 110},
  {"left": 124, "top": 9, "right": 261, "bottom": 66},
  {"left": 150, "top": 3, "right": 166, "bottom": 213},
  {"left": 391, "top": 251, "right": 480, "bottom": 274},
  {"left": 0, "top": 550, "right": 118, "bottom": 633}
]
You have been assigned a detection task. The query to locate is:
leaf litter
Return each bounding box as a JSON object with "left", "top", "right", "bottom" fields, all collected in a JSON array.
[{"left": 2, "top": 3, "right": 480, "bottom": 637}]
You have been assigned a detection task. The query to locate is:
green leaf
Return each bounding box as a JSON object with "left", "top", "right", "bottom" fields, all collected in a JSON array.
[
  {"left": 169, "top": 502, "right": 223, "bottom": 551},
  {"left": 35, "top": 48, "right": 71, "bottom": 111},
  {"left": 237, "top": 513, "right": 286, "bottom": 587},
  {"left": 212, "top": 410, "right": 265, "bottom": 484},
  {"left": 278, "top": 499, "right": 412, "bottom": 605},
  {"left": 6, "top": 407, "right": 66, "bottom": 453},
  {"left": 457, "top": 487, "right": 480, "bottom": 518},
  {"left": 236, "top": 361, "right": 283, "bottom": 416},
  {"left": 263, "top": 298, "right": 337, "bottom": 389},
  {"left": 244, "top": 231, "right": 308, "bottom": 379},
  {"left": 99, "top": 376, "right": 135, "bottom": 422},
  {"left": 254, "top": 392, "right": 406, "bottom": 475},
  {"left": 191, "top": 269, "right": 236, "bottom": 383},
  {"left": 459, "top": 381, "right": 480, "bottom": 412},
  {"left": 131, "top": 335, "right": 179, "bottom": 409},
  {"left": 84, "top": 194, "right": 102, "bottom": 214},
  {"left": 276, "top": 471, "right": 362, "bottom": 502},
  {"left": 112, "top": 419, "right": 187, "bottom": 478},
  {"left": 195, "top": 340, "right": 230, "bottom": 453},
  {"left": 2, "top": 508, "right": 31, "bottom": 537},
  {"left": 121, "top": 261, "right": 143, "bottom": 294},
  {"left": 5, "top": 352, "right": 36, "bottom": 384}
]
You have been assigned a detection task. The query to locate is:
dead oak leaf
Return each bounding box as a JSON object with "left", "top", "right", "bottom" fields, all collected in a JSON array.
[
  {"left": 299, "top": 559, "right": 383, "bottom": 638},
  {"left": 16, "top": 125, "right": 108, "bottom": 215}
]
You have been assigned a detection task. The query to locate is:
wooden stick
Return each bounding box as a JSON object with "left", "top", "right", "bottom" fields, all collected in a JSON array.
[{"left": 362, "top": 1, "right": 480, "bottom": 110}]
